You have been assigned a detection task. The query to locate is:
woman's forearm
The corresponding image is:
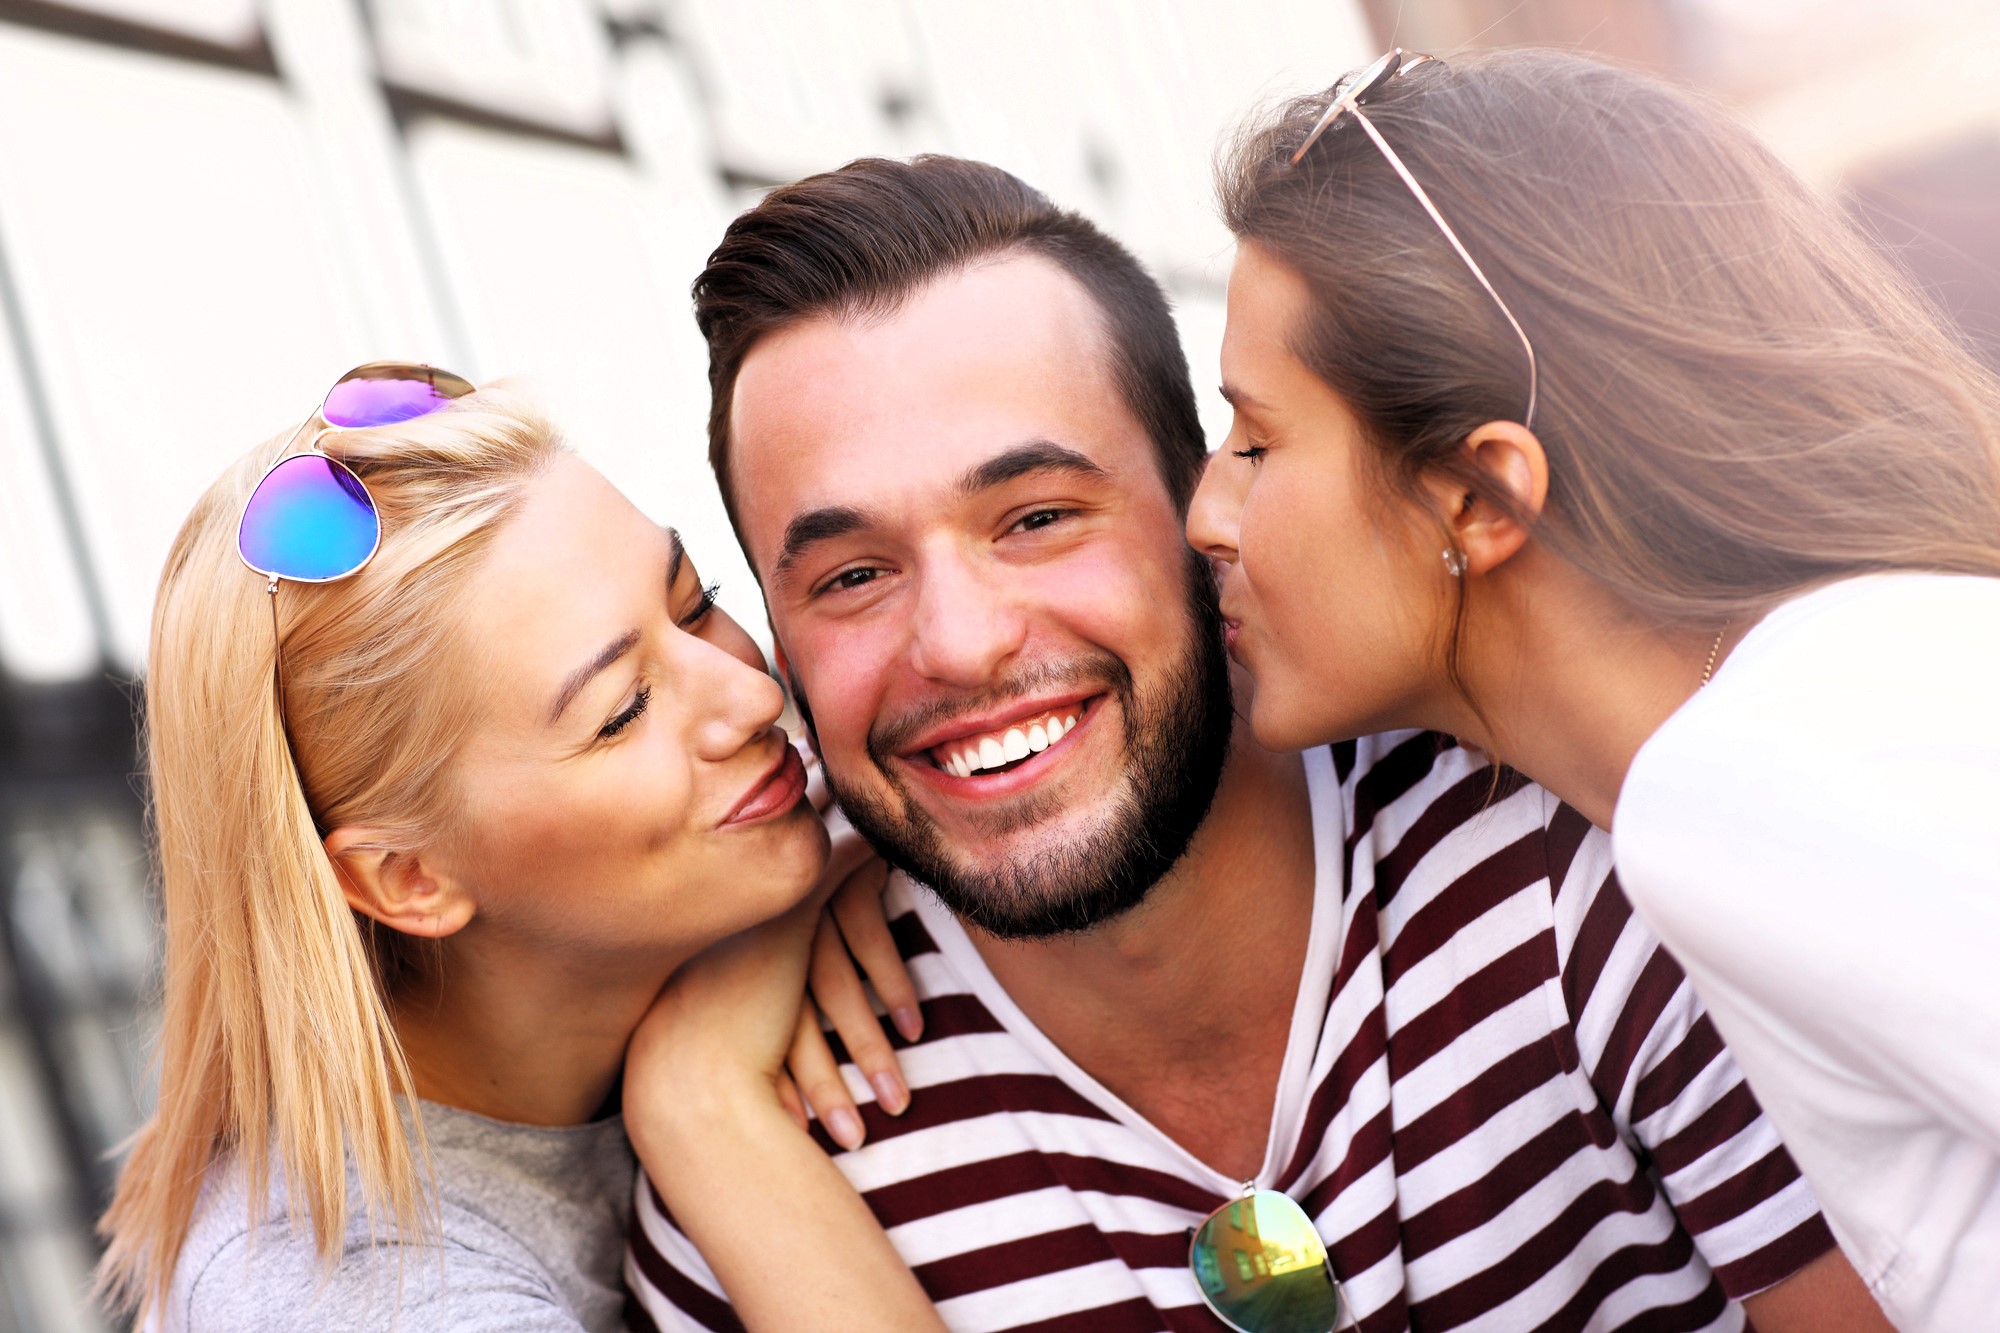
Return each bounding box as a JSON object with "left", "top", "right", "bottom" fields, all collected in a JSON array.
[{"left": 632, "top": 1079, "right": 946, "bottom": 1332}]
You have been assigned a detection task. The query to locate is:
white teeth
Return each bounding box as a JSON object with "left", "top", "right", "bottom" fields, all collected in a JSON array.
[{"left": 936, "top": 706, "right": 1086, "bottom": 776}]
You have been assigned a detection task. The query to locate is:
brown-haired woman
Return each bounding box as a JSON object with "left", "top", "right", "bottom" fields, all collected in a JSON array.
[
  {"left": 1187, "top": 47, "right": 2000, "bottom": 1330},
  {"left": 95, "top": 377, "right": 944, "bottom": 1331}
]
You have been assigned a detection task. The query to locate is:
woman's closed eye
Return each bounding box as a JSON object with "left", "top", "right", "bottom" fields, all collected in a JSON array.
[
  {"left": 599, "top": 684, "right": 651, "bottom": 740},
  {"left": 679, "top": 581, "right": 721, "bottom": 629},
  {"left": 594, "top": 581, "right": 719, "bottom": 742}
]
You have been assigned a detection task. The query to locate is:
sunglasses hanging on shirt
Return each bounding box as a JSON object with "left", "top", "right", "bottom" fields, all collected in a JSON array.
[{"left": 1187, "top": 1185, "right": 1352, "bottom": 1332}]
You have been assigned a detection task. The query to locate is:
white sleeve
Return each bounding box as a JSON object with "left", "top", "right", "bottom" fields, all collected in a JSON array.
[{"left": 1618, "top": 684, "right": 2000, "bottom": 1156}]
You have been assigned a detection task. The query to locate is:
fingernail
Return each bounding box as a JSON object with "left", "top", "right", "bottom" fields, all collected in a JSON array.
[
  {"left": 870, "top": 1070, "right": 909, "bottom": 1116},
  {"left": 824, "top": 1106, "right": 865, "bottom": 1151},
  {"left": 892, "top": 1005, "right": 924, "bottom": 1042}
]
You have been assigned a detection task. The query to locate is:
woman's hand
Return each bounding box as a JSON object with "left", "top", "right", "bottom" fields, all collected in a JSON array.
[
  {"left": 782, "top": 746, "right": 924, "bottom": 1150},
  {"left": 623, "top": 892, "right": 823, "bottom": 1158},
  {"left": 621, "top": 772, "right": 946, "bottom": 1331},
  {"left": 783, "top": 853, "right": 927, "bottom": 1148}
]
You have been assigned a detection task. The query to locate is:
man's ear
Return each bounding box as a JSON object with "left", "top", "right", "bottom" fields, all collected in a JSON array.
[
  {"left": 1420, "top": 420, "right": 1550, "bottom": 577},
  {"left": 323, "top": 827, "right": 475, "bottom": 940}
]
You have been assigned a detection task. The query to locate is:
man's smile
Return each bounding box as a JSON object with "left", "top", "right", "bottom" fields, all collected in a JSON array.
[
  {"left": 893, "top": 692, "right": 1106, "bottom": 794},
  {"left": 929, "top": 704, "right": 1082, "bottom": 777}
]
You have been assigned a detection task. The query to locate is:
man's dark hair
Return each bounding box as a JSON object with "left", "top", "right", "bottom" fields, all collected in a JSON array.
[{"left": 693, "top": 155, "right": 1206, "bottom": 540}]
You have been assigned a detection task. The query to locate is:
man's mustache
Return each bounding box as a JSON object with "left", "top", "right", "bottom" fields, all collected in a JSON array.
[{"left": 866, "top": 651, "right": 1133, "bottom": 760}]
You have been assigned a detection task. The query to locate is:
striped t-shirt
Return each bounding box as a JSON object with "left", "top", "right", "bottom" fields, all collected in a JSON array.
[{"left": 627, "top": 732, "right": 1835, "bottom": 1332}]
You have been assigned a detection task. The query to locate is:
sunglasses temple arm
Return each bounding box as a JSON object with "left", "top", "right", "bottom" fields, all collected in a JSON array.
[
  {"left": 1289, "top": 95, "right": 1352, "bottom": 166},
  {"left": 1348, "top": 109, "right": 1540, "bottom": 429},
  {"left": 275, "top": 406, "right": 330, "bottom": 461}
]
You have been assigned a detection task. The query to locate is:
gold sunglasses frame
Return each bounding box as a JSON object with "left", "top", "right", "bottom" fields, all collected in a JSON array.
[{"left": 1290, "top": 49, "right": 1539, "bottom": 429}]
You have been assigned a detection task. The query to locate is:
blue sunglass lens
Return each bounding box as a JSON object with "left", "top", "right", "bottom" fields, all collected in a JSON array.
[{"left": 238, "top": 454, "right": 380, "bottom": 582}]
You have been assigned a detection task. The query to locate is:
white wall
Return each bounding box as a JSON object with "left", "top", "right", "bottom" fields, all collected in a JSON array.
[{"left": 0, "top": 0, "right": 1375, "bottom": 682}]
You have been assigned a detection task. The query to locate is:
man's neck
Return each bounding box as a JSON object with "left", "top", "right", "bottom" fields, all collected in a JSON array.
[{"left": 964, "top": 723, "right": 1318, "bottom": 1180}]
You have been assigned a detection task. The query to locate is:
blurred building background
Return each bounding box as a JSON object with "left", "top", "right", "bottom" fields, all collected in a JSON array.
[{"left": 0, "top": 1, "right": 1992, "bottom": 1329}]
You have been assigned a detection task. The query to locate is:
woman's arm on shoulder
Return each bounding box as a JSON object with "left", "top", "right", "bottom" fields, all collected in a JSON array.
[{"left": 623, "top": 897, "right": 945, "bottom": 1333}]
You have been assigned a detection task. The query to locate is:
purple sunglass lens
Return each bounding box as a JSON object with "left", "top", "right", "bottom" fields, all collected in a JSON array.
[{"left": 322, "top": 364, "right": 475, "bottom": 428}]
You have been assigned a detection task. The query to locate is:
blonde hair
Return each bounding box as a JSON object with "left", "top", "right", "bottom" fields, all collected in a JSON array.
[
  {"left": 1218, "top": 50, "right": 2000, "bottom": 649},
  {"left": 96, "top": 389, "right": 565, "bottom": 1323}
]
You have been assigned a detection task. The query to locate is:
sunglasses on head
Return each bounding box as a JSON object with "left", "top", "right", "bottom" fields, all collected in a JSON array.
[
  {"left": 237, "top": 361, "right": 475, "bottom": 592},
  {"left": 1290, "top": 48, "right": 1539, "bottom": 430},
  {"left": 1188, "top": 1185, "right": 1352, "bottom": 1332}
]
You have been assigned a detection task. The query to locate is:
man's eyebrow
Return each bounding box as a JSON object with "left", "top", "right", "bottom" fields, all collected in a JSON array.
[
  {"left": 956, "top": 440, "right": 1108, "bottom": 497},
  {"left": 549, "top": 629, "right": 641, "bottom": 725},
  {"left": 774, "top": 505, "right": 872, "bottom": 579}
]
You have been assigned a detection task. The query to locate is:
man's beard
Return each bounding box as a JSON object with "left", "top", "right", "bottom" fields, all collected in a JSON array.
[{"left": 795, "top": 551, "right": 1233, "bottom": 940}]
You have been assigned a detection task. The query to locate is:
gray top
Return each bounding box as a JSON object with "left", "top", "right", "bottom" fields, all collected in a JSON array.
[{"left": 164, "top": 1100, "right": 636, "bottom": 1332}]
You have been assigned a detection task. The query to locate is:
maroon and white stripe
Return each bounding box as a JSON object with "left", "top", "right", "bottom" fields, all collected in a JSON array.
[{"left": 627, "top": 732, "right": 1832, "bottom": 1333}]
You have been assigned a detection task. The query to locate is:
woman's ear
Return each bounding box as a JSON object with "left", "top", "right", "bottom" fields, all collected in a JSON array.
[
  {"left": 1423, "top": 420, "right": 1550, "bottom": 577},
  {"left": 323, "top": 827, "right": 475, "bottom": 940}
]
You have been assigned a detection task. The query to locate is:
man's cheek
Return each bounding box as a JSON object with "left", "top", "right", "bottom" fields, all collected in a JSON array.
[{"left": 790, "top": 646, "right": 884, "bottom": 769}]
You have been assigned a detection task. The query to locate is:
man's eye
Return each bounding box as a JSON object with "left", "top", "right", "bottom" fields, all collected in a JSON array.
[
  {"left": 821, "top": 567, "right": 881, "bottom": 595},
  {"left": 1013, "top": 508, "right": 1068, "bottom": 533}
]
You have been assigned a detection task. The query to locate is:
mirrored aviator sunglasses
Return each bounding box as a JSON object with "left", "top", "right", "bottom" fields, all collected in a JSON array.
[
  {"left": 237, "top": 361, "right": 476, "bottom": 591},
  {"left": 1188, "top": 1188, "right": 1351, "bottom": 1333}
]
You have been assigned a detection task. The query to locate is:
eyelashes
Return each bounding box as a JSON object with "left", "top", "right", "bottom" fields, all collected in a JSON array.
[
  {"left": 598, "top": 685, "right": 650, "bottom": 739},
  {"left": 679, "top": 581, "right": 721, "bottom": 628}
]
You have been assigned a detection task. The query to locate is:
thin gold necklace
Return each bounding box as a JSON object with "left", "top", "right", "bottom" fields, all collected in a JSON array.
[{"left": 1700, "top": 624, "right": 1729, "bottom": 688}]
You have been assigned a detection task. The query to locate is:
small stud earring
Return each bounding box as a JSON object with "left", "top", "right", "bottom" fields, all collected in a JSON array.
[{"left": 1442, "top": 548, "right": 1468, "bottom": 577}]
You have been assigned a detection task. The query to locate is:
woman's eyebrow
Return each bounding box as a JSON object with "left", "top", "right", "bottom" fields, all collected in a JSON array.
[
  {"left": 1218, "top": 382, "right": 1272, "bottom": 414},
  {"left": 548, "top": 629, "right": 641, "bottom": 725},
  {"left": 665, "top": 526, "right": 686, "bottom": 590}
]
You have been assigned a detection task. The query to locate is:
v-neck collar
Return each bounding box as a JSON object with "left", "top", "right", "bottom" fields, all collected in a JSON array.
[{"left": 906, "top": 746, "right": 1346, "bottom": 1195}]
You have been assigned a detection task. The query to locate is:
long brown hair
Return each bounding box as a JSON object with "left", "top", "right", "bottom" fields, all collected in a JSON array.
[
  {"left": 1218, "top": 48, "right": 2000, "bottom": 634},
  {"left": 97, "top": 391, "right": 563, "bottom": 1325}
]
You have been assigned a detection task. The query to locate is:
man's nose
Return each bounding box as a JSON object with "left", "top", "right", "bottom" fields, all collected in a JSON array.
[{"left": 906, "top": 555, "right": 1028, "bottom": 688}]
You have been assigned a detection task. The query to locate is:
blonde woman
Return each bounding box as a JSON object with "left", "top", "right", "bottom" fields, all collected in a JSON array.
[
  {"left": 1187, "top": 49, "right": 1997, "bottom": 1329},
  {"left": 96, "top": 367, "right": 944, "bottom": 1332}
]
